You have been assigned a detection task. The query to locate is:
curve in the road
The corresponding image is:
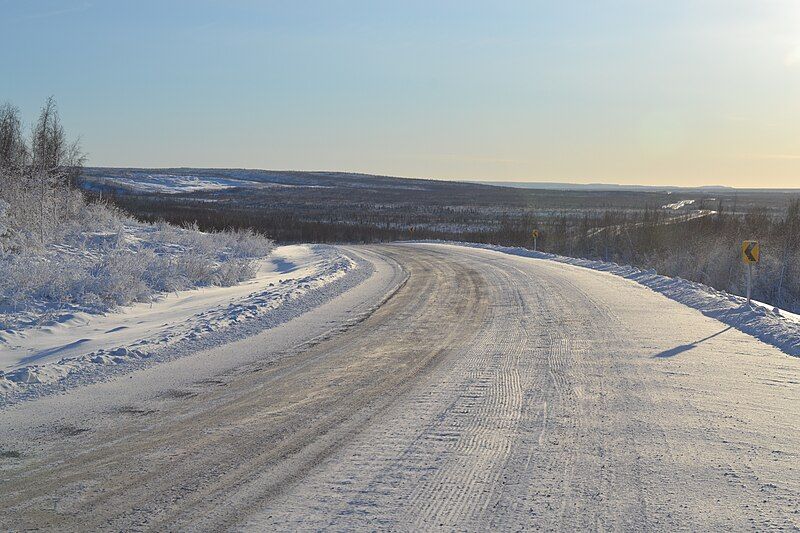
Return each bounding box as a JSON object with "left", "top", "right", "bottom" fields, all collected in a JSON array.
[{"left": 0, "top": 243, "right": 797, "bottom": 532}]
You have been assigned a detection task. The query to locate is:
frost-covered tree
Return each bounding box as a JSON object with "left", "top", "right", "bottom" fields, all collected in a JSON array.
[
  {"left": 775, "top": 200, "right": 800, "bottom": 308},
  {"left": 0, "top": 103, "right": 31, "bottom": 246},
  {"left": 0, "top": 97, "right": 86, "bottom": 245},
  {"left": 31, "top": 97, "right": 62, "bottom": 242},
  {"left": 0, "top": 103, "right": 27, "bottom": 171}
]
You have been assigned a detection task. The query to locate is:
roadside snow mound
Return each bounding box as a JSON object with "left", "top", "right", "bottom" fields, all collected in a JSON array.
[
  {"left": 417, "top": 241, "right": 800, "bottom": 358},
  {"left": 0, "top": 245, "right": 370, "bottom": 402}
]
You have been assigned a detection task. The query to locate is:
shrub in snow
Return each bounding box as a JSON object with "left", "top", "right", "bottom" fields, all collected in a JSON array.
[
  {"left": 0, "top": 209, "right": 275, "bottom": 330},
  {"left": 0, "top": 99, "right": 275, "bottom": 329},
  {"left": 3, "top": 215, "right": 273, "bottom": 313}
]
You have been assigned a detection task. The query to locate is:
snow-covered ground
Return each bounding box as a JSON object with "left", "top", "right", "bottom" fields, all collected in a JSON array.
[
  {"left": 0, "top": 244, "right": 369, "bottom": 402},
  {"left": 83, "top": 171, "right": 320, "bottom": 194},
  {"left": 662, "top": 199, "right": 696, "bottom": 210},
  {"left": 414, "top": 241, "right": 800, "bottom": 358},
  {"left": 87, "top": 173, "right": 252, "bottom": 194}
]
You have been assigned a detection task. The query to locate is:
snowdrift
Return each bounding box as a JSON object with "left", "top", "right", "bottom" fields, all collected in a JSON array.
[{"left": 1, "top": 245, "right": 370, "bottom": 404}]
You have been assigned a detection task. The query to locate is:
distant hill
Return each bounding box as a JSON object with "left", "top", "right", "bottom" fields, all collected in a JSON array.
[
  {"left": 472, "top": 180, "right": 799, "bottom": 193},
  {"left": 473, "top": 181, "right": 738, "bottom": 193},
  {"left": 80, "top": 167, "right": 502, "bottom": 195}
]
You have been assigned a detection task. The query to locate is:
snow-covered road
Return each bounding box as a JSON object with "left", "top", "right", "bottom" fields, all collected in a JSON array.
[{"left": 0, "top": 243, "right": 798, "bottom": 531}]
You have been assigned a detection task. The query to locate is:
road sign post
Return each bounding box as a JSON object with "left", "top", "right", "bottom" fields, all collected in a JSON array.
[
  {"left": 747, "top": 262, "right": 752, "bottom": 304},
  {"left": 741, "top": 240, "right": 760, "bottom": 305},
  {"left": 531, "top": 229, "right": 539, "bottom": 252}
]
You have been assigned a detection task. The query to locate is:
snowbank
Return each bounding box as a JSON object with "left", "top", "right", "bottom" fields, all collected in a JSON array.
[
  {"left": 414, "top": 241, "right": 800, "bottom": 358},
  {"left": 0, "top": 245, "right": 370, "bottom": 403}
]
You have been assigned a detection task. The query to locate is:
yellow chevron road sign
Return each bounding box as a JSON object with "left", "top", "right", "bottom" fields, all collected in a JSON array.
[
  {"left": 531, "top": 229, "right": 539, "bottom": 239},
  {"left": 742, "top": 240, "right": 759, "bottom": 263}
]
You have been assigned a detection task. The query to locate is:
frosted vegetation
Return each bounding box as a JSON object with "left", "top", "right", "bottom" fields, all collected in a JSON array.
[
  {"left": 0, "top": 99, "right": 274, "bottom": 330},
  {"left": 555, "top": 204, "right": 800, "bottom": 314}
]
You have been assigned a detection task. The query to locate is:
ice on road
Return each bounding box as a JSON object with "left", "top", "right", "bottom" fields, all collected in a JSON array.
[{"left": 0, "top": 243, "right": 797, "bottom": 531}]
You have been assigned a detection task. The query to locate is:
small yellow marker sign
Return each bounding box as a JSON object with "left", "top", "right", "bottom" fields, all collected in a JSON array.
[
  {"left": 531, "top": 229, "right": 540, "bottom": 251},
  {"left": 742, "top": 240, "right": 759, "bottom": 263}
]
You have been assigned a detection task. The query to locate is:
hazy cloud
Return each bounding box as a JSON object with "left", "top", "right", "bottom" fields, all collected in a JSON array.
[
  {"left": 399, "top": 154, "right": 525, "bottom": 165},
  {"left": 742, "top": 153, "right": 800, "bottom": 160},
  {"left": 16, "top": 1, "right": 91, "bottom": 22},
  {"left": 786, "top": 45, "right": 800, "bottom": 66}
]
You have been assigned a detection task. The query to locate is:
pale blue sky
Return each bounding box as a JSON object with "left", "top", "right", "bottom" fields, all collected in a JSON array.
[{"left": 2, "top": 0, "right": 799, "bottom": 186}]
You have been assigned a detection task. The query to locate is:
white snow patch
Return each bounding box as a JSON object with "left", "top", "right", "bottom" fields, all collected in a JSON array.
[
  {"left": 412, "top": 241, "right": 800, "bottom": 358},
  {"left": 662, "top": 199, "right": 696, "bottom": 210},
  {"left": 92, "top": 173, "right": 248, "bottom": 194},
  {"left": 84, "top": 172, "right": 322, "bottom": 194}
]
